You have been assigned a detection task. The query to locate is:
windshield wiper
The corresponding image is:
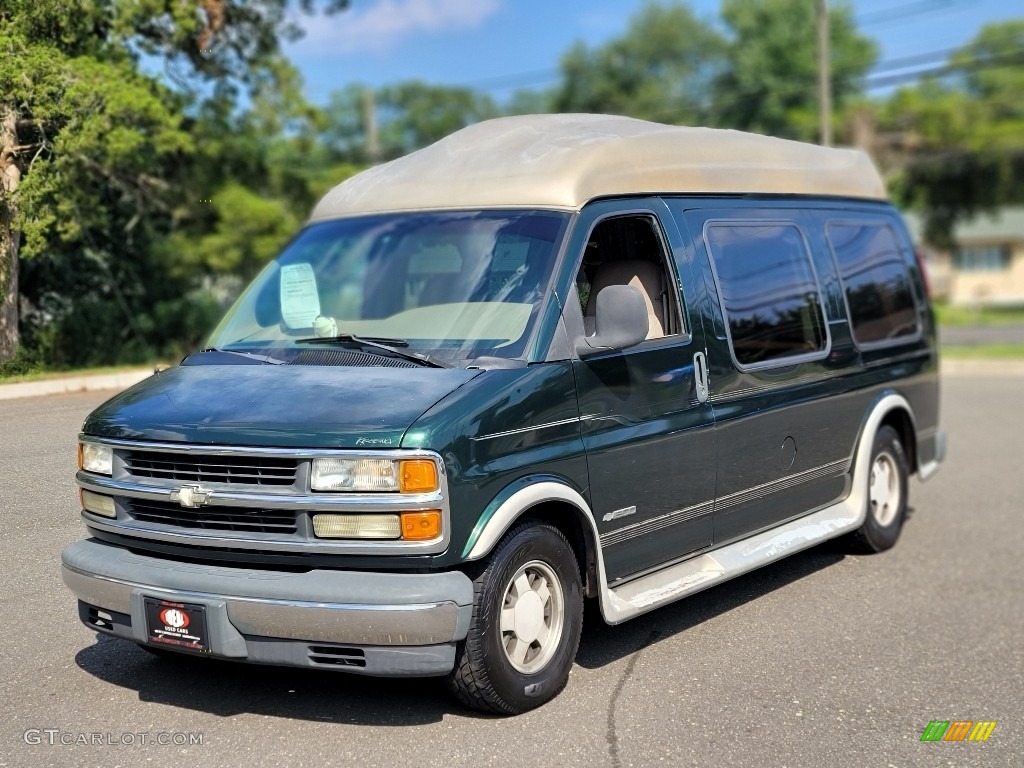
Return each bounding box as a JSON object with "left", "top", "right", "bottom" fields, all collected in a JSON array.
[
  {"left": 295, "top": 333, "right": 452, "bottom": 368},
  {"left": 198, "top": 347, "right": 286, "bottom": 365}
]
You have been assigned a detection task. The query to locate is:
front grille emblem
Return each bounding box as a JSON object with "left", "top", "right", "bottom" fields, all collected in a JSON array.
[{"left": 169, "top": 485, "right": 212, "bottom": 508}]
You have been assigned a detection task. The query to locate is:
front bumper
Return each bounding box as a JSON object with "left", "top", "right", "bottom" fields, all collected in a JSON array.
[{"left": 61, "top": 539, "right": 474, "bottom": 677}]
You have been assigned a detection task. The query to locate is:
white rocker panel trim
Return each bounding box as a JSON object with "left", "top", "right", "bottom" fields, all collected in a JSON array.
[{"left": 466, "top": 393, "right": 915, "bottom": 626}]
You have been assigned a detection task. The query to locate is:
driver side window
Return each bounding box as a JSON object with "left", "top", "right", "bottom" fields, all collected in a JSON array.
[{"left": 576, "top": 215, "right": 684, "bottom": 339}]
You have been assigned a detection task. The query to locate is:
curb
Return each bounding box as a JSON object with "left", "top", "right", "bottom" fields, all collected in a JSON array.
[
  {"left": 0, "top": 359, "right": 1020, "bottom": 402},
  {"left": 0, "top": 368, "right": 155, "bottom": 401}
]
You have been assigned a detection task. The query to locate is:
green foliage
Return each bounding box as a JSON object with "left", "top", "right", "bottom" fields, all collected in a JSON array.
[
  {"left": 714, "top": 0, "right": 877, "bottom": 140},
  {"left": 14, "top": 54, "right": 192, "bottom": 256},
  {"left": 322, "top": 82, "right": 498, "bottom": 162},
  {"left": 879, "top": 20, "right": 1024, "bottom": 246},
  {"left": 0, "top": 345, "right": 42, "bottom": 378},
  {"left": 553, "top": 1, "right": 726, "bottom": 124},
  {"left": 1, "top": 0, "right": 350, "bottom": 367},
  {"left": 933, "top": 302, "right": 1024, "bottom": 328},
  {"left": 190, "top": 182, "right": 301, "bottom": 279},
  {"left": 378, "top": 82, "right": 498, "bottom": 158}
]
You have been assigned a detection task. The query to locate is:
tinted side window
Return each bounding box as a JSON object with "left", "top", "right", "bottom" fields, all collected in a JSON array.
[
  {"left": 706, "top": 223, "right": 826, "bottom": 368},
  {"left": 826, "top": 223, "right": 918, "bottom": 346}
]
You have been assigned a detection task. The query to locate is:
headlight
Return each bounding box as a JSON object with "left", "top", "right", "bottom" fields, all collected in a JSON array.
[
  {"left": 311, "top": 458, "right": 439, "bottom": 493},
  {"left": 79, "top": 442, "right": 113, "bottom": 476}
]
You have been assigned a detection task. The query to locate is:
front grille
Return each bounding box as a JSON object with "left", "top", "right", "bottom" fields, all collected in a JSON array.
[
  {"left": 123, "top": 451, "right": 299, "bottom": 487},
  {"left": 126, "top": 499, "right": 300, "bottom": 535}
]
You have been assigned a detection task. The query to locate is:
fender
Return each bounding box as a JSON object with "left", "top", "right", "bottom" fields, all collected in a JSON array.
[{"left": 463, "top": 475, "right": 600, "bottom": 562}]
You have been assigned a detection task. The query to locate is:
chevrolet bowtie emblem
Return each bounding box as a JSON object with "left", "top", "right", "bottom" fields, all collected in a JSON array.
[{"left": 169, "top": 485, "right": 211, "bottom": 508}]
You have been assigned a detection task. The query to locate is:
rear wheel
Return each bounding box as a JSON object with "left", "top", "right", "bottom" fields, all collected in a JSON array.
[
  {"left": 446, "top": 522, "right": 583, "bottom": 714},
  {"left": 846, "top": 425, "right": 909, "bottom": 553}
]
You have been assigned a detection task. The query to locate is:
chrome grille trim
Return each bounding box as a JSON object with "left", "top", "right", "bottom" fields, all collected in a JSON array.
[
  {"left": 123, "top": 451, "right": 298, "bottom": 486},
  {"left": 77, "top": 472, "right": 445, "bottom": 511},
  {"left": 75, "top": 437, "right": 451, "bottom": 555}
]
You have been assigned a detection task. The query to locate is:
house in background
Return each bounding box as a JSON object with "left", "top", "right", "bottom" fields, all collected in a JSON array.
[{"left": 902, "top": 207, "right": 1024, "bottom": 306}]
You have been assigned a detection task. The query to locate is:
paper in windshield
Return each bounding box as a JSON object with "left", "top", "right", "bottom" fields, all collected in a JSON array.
[{"left": 279, "top": 263, "right": 322, "bottom": 329}]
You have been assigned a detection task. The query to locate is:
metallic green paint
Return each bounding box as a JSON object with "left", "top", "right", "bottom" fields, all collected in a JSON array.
[{"left": 82, "top": 363, "right": 480, "bottom": 449}]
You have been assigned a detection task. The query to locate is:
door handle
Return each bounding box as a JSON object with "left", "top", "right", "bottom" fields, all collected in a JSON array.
[{"left": 693, "top": 351, "right": 709, "bottom": 404}]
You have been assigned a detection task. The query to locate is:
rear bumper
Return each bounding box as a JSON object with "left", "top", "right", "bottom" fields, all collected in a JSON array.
[{"left": 61, "top": 539, "right": 474, "bottom": 677}]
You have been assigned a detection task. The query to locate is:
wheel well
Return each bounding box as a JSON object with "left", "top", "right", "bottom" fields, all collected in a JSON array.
[
  {"left": 522, "top": 501, "right": 600, "bottom": 598},
  {"left": 881, "top": 408, "right": 917, "bottom": 475}
]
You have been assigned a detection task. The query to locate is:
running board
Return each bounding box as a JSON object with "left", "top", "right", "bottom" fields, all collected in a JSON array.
[{"left": 600, "top": 504, "right": 862, "bottom": 624}]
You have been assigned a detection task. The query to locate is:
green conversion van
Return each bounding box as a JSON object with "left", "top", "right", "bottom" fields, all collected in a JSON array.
[{"left": 62, "top": 114, "right": 945, "bottom": 714}]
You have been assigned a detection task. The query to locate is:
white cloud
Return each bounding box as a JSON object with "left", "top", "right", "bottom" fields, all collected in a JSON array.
[{"left": 299, "top": 0, "right": 503, "bottom": 55}]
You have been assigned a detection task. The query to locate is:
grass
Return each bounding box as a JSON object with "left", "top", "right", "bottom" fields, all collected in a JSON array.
[
  {"left": 934, "top": 302, "right": 1024, "bottom": 327},
  {"left": 0, "top": 362, "right": 164, "bottom": 385},
  {"left": 940, "top": 344, "right": 1024, "bottom": 360}
]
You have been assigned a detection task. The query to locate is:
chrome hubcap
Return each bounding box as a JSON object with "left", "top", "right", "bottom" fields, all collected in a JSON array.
[
  {"left": 500, "top": 560, "right": 564, "bottom": 674},
  {"left": 869, "top": 451, "right": 901, "bottom": 527}
]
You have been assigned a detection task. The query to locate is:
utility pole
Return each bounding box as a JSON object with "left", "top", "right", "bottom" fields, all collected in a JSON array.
[
  {"left": 816, "top": 0, "right": 832, "bottom": 146},
  {"left": 363, "top": 87, "right": 380, "bottom": 163}
]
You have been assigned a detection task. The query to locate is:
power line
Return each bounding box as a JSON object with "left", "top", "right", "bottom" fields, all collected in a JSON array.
[
  {"left": 857, "top": 0, "right": 969, "bottom": 28},
  {"left": 863, "top": 47, "right": 1024, "bottom": 89},
  {"left": 870, "top": 47, "right": 962, "bottom": 74},
  {"left": 455, "top": 42, "right": 1018, "bottom": 99}
]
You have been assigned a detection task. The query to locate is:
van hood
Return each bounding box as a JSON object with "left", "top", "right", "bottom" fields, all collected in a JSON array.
[{"left": 82, "top": 361, "right": 481, "bottom": 448}]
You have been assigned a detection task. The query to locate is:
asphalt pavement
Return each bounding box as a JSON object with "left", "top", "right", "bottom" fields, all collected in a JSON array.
[{"left": 0, "top": 377, "right": 1021, "bottom": 768}]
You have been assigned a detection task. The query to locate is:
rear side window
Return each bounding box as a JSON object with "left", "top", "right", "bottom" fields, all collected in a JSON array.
[
  {"left": 705, "top": 223, "right": 827, "bottom": 368},
  {"left": 826, "top": 222, "right": 918, "bottom": 346}
]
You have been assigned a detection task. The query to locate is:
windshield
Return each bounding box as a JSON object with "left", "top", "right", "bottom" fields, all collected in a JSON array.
[{"left": 207, "top": 210, "right": 570, "bottom": 365}]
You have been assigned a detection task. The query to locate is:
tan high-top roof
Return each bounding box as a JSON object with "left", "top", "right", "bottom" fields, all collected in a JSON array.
[{"left": 310, "top": 114, "right": 887, "bottom": 221}]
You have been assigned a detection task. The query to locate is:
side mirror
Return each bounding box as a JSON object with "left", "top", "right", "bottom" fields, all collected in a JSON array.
[{"left": 575, "top": 284, "right": 650, "bottom": 357}]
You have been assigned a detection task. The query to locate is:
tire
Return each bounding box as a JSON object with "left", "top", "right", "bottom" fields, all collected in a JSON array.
[
  {"left": 446, "top": 522, "right": 584, "bottom": 715},
  {"left": 845, "top": 425, "right": 910, "bottom": 554}
]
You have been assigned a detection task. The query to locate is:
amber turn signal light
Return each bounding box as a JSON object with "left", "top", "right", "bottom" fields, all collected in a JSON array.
[
  {"left": 400, "top": 510, "right": 442, "bottom": 541},
  {"left": 399, "top": 460, "right": 438, "bottom": 493}
]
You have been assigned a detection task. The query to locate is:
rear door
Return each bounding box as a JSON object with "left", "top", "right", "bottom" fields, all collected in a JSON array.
[
  {"left": 564, "top": 198, "right": 717, "bottom": 583},
  {"left": 678, "top": 203, "right": 853, "bottom": 545}
]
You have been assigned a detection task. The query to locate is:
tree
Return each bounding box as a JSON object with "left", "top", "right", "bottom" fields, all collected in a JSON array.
[
  {"left": 552, "top": 1, "right": 726, "bottom": 125},
  {"left": 0, "top": 0, "right": 349, "bottom": 364},
  {"left": 377, "top": 82, "right": 498, "bottom": 159},
  {"left": 321, "top": 82, "right": 498, "bottom": 163},
  {"left": 877, "top": 20, "right": 1024, "bottom": 245},
  {"left": 714, "top": 0, "right": 877, "bottom": 140}
]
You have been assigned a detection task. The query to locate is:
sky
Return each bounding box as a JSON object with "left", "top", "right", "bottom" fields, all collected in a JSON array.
[{"left": 282, "top": 0, "right": 1021, "bottom": 105}]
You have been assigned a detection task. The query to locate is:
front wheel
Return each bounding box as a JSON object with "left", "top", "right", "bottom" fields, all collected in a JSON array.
[
  {"left": 845, "top": 425, "right": 910, "bottom": 553},
  {"left": 446, "top": 522, "right": 583, "bottom": 714}
]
